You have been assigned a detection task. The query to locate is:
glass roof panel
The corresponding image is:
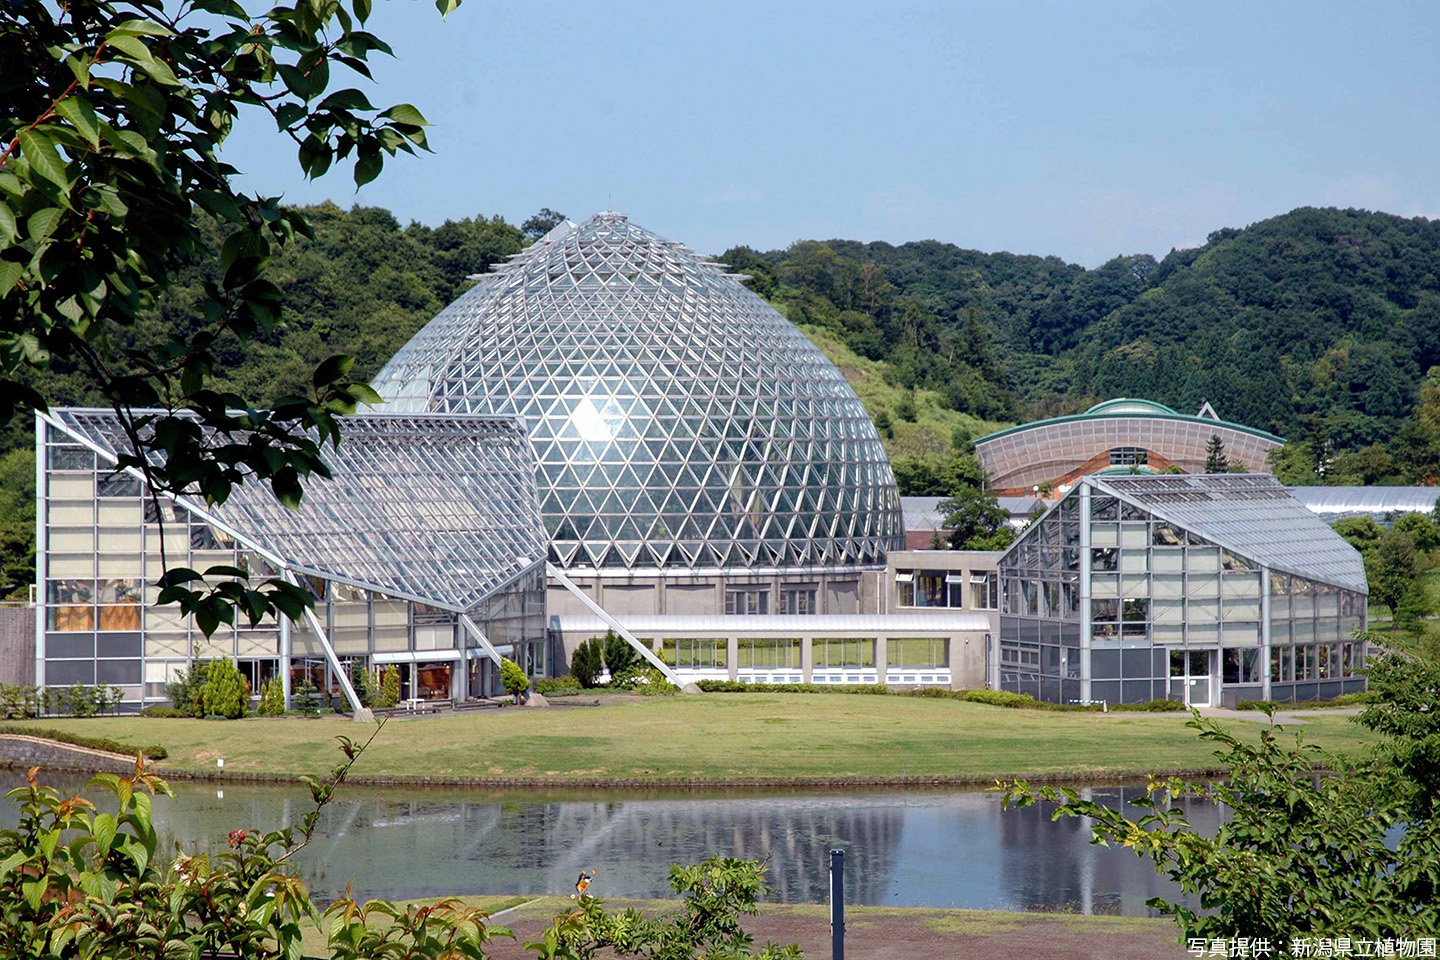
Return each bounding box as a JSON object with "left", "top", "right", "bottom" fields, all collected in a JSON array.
[{"left": 372, "top": 212, "right": 902, "bottom": 572}]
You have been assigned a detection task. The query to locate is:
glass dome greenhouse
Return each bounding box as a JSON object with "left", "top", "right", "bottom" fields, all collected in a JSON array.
[{"left": 373, "top": 212, "right": 903, "bottom": 573}]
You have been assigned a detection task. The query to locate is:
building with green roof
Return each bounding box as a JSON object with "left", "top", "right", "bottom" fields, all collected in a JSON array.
[{"left": 974, "top": 398, "right": 1284, "bottom": 495}]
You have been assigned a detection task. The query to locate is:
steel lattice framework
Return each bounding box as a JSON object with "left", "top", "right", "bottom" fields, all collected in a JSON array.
[
  {"left": 47, "top": 409, "right": 547, "bottom": 612},
  {"left": 373, "top": 212, "right": 903, "bottom": 573}
]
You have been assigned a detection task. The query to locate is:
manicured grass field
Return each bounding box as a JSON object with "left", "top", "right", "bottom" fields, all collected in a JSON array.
[{"left": 1, "top": 693, "right": 1382, "bottom": 784}]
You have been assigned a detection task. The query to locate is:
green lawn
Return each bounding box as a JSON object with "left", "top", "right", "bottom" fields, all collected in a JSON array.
[{"left": 1, "top": 693, "right": 1381, "bottom": 784}]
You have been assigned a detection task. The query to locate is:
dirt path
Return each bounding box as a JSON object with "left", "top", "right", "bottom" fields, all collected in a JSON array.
[{"left": 482, "top": 898, "right": 1190, "bottom": 960}]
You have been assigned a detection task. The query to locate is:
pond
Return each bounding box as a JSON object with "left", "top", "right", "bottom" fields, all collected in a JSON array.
[{"left": 0, "top": 774, "right": 1220, "bottom": 915}]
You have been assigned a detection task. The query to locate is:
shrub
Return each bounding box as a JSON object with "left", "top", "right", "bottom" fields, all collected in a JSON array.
[
  {"left": 1, "top": 725, "right": 167, "bottom": 760},
  {"left": 139, "top": 706, "right": 190, "bottom": 718},
  {"left": 201, "top": 658, "right": 248, "bottom": 719},
  {"left": 377, "top": 665, "right": 400, "bottom": 708},
  {"left": 611, "top": 665, "right": 678, "bottom": 695},
  {"left": 571, "top": 637, "right": 605, "bottom": 688},
  {"left": 166, "top": 661, "right": 211, "bottom": 717},
  {"left": 292, "top": 680, "right": 321, "bottom": 717},
  {"left": 0, "top": 735, "right": 793, "bottom": 960},
  {"left": 1111, "top": 698, "right": 1185, "bottom": 713},
  {"left": 602, "top": 629, "right": 639, "bottom": 676},
  {"left": 256, "top": 679, "right": 285, "bottom": 717},
  {"left": 500, "top": 658, "right": 530, "bottom": 702},
  {"left": 0, "top": 684, "right": 39, "bottom": 719},
  {"left": 535, "top": 676, "right": 582, "bottom": 697},
  {"left": 349, "top": 659, "right": 374, "bottom": 707},
  {"left": 1235, "top": 691, "right": 1380, "bottom": 711},
  {"left": 959, "top": 688, "right": 1040, "bottom": 708}
]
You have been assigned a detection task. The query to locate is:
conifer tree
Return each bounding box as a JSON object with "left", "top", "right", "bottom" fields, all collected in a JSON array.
[{"left": 1204, "top": 434, "right": 1229, "bottom": 473}]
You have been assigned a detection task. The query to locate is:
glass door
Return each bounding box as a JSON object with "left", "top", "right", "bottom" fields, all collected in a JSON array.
[{"left": 1169, "top": 649, "right": 1214, "bottom": 707}]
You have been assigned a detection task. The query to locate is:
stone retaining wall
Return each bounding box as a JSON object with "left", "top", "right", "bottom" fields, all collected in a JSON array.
[{"left": 0, "top": 735, "right": 139, "bottom": 774}]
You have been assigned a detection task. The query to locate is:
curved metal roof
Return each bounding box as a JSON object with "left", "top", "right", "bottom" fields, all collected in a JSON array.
[
  {"left": 1084, "top": 398, "right": 1179, "bottom": 417},
  {"left": 373, "top": 212, "right": 903, "bottom": 574},
  {"left": 1288, "top": 486, "right": 1440, "bottom": 516},
  {"left": 974, "top": 400, "right": 1284, "bottom": 446}
]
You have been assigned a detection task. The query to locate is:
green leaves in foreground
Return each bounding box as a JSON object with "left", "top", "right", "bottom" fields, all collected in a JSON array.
[
  {"left": 1002, "top": 681, "right": 1440, "bottom": 950},
  {"left": 1, "top": 0, "right": 450, "bottom": 632},
  {"left": 0, "top": 735, "right": 806, "bottom": 959}
]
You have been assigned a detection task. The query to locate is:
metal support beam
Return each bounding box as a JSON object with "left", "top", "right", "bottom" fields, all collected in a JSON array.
[
  {"left": 284, "top": 572, "right": 365, "bottom": 715},
  {"left": 545, "top": 563, "right": 687, "bottom": 688},
  {"left": 458, "top": 614, "right": 505, "bottom": 668}
]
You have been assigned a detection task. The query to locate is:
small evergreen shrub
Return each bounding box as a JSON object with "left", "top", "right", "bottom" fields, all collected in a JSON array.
[
  {"left": 201, "top": 658, "right": 248, "bottom": 719},
  {"left": 535, "top": 676, "right": 582, "bottom": 696},
  {"left": 611, "top": 665, "right": 678, "bottom": 695},
  {"left": 602, "top": 630, "right": 639, "bottom": 676},
  {"left": 292, "top": 680, "right": 321, "bottom": 717},
  {"left": 500, "top": 658, "right": 530, "bottom": 702},
  {"left": 349, "top": 659, "right": 373, "bottom": 707},
  {"left": 256, "top": 679, "right": 285, "bottom": 717},
  {"left": 378, "top": 666, "right": 400, "bottom": 707},
  {"left": 166, "top": 661, "right": 212, "bottom": 717},
  {"left": 570, "top": 638, "right": 605, "bottom": 688}
]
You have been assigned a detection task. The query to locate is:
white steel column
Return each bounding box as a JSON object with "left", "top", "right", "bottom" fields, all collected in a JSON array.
[
  {"left": 33, "top": 413, "right": 47, "bottom": 689},
  {"left": 1260, "top": 567, "right": 1272, "bottom": 701},
  {"left": 458, "top": 613, "right": 504, "bottom": 669},
  {"left": 1079, "top": 483, "right": 1093, "bottom": 703},
  {"left": 283, "top": 572, "right": 364, "bottom": 714},
  {"left": 546, "top": 563, "right": 686, "bottom": 687},
  {"left": 279, "top": 615, "right": 292, "bottom": 709}
]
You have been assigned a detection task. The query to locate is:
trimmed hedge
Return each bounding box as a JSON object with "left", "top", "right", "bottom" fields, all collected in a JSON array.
[
  {"left": 695, "top": 680, "right": 890, "bottom": 695},
  {"left": 1235, "top": 691, "right": 1379, "bottom": 711},
  {"left": 535, "top": 677, "right": 582, "bottom": 697},
  {"left": 139, "top": 706, "right": 189, "bottom": 719},
  {"left": 695, "top": 680, "right": 1184, "bottom": 712},
  {"left": 1, "top": 726, "right": 168, "bottom": 760}
]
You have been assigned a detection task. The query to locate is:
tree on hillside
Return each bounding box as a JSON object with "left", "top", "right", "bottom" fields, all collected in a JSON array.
[
  {"left": 939, "top": 487, "right": 1013, "bottom": 551},
  {"left": 2, "top": 0, "right": 463, "bottom": 632},
  {"left": 1368, "top": 527, "right": 1420, "bottom": 614},
  {"left": 1204, "top": 434, "right": 1229, "bottom": 474},
  {"left": 521, "top": 207, "right": 567, "bottom": 239}
]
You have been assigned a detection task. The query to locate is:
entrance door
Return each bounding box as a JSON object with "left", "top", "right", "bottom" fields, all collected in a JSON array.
[{"left": 1169, "top": 649, "right": 1214, "bottom": 707}]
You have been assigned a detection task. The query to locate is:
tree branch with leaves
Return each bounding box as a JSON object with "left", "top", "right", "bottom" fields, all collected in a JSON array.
[{"left": 1, "top": 0, "right": 462, "bottom": 633}]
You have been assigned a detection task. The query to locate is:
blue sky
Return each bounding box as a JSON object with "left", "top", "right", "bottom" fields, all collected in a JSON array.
[{"left": 223, "top": 0, "right": 1440, "bottom": 266}]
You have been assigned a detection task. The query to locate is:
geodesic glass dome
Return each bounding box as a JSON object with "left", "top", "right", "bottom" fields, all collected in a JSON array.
[{"left": 372, "top": 212, "right": 903, "bottom": 572}]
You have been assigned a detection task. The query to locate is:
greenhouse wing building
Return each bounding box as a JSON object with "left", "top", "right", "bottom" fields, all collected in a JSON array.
[
  {"left": 34, "top": 409, "right": 549, "bottom": 711},
  {"left": 997, "top": 474, "right": 1368, "bottom": 707}
]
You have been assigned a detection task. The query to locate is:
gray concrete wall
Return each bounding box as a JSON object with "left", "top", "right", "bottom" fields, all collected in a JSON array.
[{"left": 0, "top": 605, "right": 35, "bottom": 686}]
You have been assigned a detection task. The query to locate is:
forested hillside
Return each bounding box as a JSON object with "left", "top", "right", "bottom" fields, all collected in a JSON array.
[
  {"left": 4, "top": 204, "right": 1440, "bottom": 596},
  {"left": 723, "top": 206, "right": 1440, "bottom": 487}
]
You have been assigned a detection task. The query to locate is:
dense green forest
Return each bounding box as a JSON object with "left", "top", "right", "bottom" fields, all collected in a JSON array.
[{"left": 4, "top": 204, "right": 1440, "bottom": 596}]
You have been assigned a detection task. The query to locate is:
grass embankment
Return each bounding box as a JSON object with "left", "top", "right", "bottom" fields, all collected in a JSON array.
[
  {"left": 300, "top": 896, "right": 1188, "bottom": 960},
  {"left": 799, "top": 324, "right": 1010, "bottom": 456},
  {"left": 1, "top": 693, "right": 1380, "bottom": 785}
]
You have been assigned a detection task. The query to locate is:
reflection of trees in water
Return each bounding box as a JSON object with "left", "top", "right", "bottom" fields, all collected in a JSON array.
[{"left": 999, "top": 785, "right": 1224, "bottom": 915}]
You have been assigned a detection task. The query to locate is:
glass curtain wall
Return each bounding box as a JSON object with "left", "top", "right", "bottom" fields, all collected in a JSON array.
[{"left": 1000, "top": 483, "right": 1368, "bottom": 705}]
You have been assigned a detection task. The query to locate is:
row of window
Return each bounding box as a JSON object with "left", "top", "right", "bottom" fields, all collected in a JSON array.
[
  {"left": 656, "top": 637, "right": 951, "bottom": 670},
  {"left": 894, "top": 571, "right": 997, "bottom": 609},
  {"left": 723, "top": 585, "right": 833, "bottom": 615}
]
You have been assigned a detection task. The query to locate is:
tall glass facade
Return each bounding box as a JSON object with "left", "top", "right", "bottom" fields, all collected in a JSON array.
[
  {"left": 37, "top": 412, "right": 548, "bottom": 710},
  {"left": 998, "top": 475, "right": 1368, "bottom": 706}
]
